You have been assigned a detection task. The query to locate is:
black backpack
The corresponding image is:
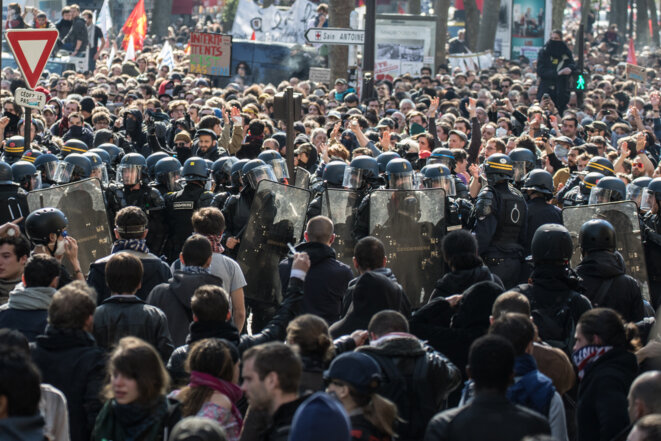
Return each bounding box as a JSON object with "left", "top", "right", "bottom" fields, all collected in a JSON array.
[{"left": 367, "top": 352, "right": 437, "bottom": 441}]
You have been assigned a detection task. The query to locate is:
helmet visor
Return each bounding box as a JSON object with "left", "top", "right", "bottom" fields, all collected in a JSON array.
[
  {"left": 626, "top": 184, "right": 645, "bottom": 207},
  {"left": 512, "top": 161, "right": 530, "bottom": 183},
  {"left": 39, "top": 161, "right": 58, "bottom": 181},
  {"left": 427, "top": 156, "right": 452, "bottom": 167},
  {"left": 160, "top": 170, "right": 181, "bottom": 192},
  {"left": 90, "top": 164, "right": 109, "bottom": 185},
  {"left": 267, "top": 158, "right": 289, "bottom": 181},
  {"left": 117, "top": 164, "right": 143, "bottom": 186},
  {"left": 388, "top": 171, "right": 416, "bottom": 190},
  {"left": 343, "top": 167, "right": 366, "bottom": 189},
  {"left": 424, "top": 175, "right": 456, "bottom": 195},
  {"left": 588, "top": 187, "right": 620, "bottom": 205},
  {"left": 53, "top": 161, "right": 77, "bottom": 184},
  {"left": 640, "top": 188, "right": 658, "bottom": 212},
  {"left": 29, "top": 172, "right": 42, "bottom": 191},
  {"left": 246, "top": 165, "right": 277, "bottom": 190}
]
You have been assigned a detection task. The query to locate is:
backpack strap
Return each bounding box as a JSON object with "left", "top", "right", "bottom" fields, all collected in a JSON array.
[{"left": 592, "top": 277, "right": 614, "bottom": 308}]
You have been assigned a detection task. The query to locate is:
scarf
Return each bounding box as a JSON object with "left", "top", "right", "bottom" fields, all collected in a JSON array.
[
  {"left": 7, "top": 285, "right": 56, "bottom": 310},
  {"left": 205, "top": 234, "right": 225, "bottom": 254},
  {"left": 189, "top": 370, "right": 244, "bottom": 429},
  {"left": 112, "top": 397, "right": 167, "bottom": 441},
  {"left": 181, "top": 265, "right": 210, "bottom": 274},
  {"left": 572, "top": 345, "right": 613, "bottom": 380},
  {"left": 506, "top": 354, "right": 555, "bottom": 416},
  {"left": 112, "top": 239, "right": 150, "bottom": 254}
]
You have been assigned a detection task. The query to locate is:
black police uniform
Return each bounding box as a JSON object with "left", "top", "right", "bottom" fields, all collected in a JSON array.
[
  {"left": 472, "top": 182, "right": 528, "bottom": 289},
  {"left": 525, "top": 197, "right": 562, "bottom": 255},
  {"left": 163, "top": 183, "right": 214, "bottom": 263},
  {"left": 642, "top": 212, "right": 661, "bottom": 309},
  {"left": 222, "top": 186, "right": 255, "bottom": 260},
  {"left": 0, "top": 183, "right": 29, "bottom": 227}
]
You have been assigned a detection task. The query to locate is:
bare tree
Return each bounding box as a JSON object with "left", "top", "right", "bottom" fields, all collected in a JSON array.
[
  {"left": 435, "top": 0, "right": 452, "bottom": 65},
  {"left": 649, "top": 0, "right": 660, "bottom": 46},
  {"left": 477, "top": 0, "right": 501, "bottom": 51},
  {"left": 610, "top": 0, "right": 628, "bottom": 40},
  {"left": 636, "top": 0, "right": 650, "bottom": 46},
  {"left": 151, "top": 0, "right": 174, "bottom": 39},
  {"left": 329, "top": 0, "right": 352, "bottom": 83},
  {"left": 463, "top": 0, "right": 480, "bottom": 50},
  {"left": 551, "top": 0, "right": 566, "bottom": 31}
]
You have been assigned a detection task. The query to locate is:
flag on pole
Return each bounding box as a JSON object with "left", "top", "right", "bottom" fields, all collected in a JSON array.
[
  {"left": 124, "top": 34, "right": 136, "bottom": 62},
  {"left": 107, "top": 44, "right": 116, "bottom": 69},
  {"left": 159, "top": 41, "right": 175, "bottom": 71},
  {"left": 121, "top": 0, "right": 148, "bottom": 51},
  {"left": 97, "top": 0, "right": 113, "bottom": 39},
  {"left": 627, "top": 38, "right": 637, "bottom": 65}
]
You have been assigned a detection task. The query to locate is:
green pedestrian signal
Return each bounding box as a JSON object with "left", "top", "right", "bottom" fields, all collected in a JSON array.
[{"left": 576, "top": 74, "right": 586, "bottom": 90}]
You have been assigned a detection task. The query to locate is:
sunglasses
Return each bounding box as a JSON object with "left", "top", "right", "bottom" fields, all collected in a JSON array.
[{"left": 633, "top": 162, "right": 644, "bottom": 169}]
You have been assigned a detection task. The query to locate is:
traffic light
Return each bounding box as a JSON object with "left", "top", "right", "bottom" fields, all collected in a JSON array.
[{"left": 576, "top": 73, "right": 586, "bottom": 90}]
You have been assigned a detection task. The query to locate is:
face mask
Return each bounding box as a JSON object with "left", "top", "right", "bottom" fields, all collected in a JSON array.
[
  {"left": 55, "top": 238, "right": 66, "bottom": 256},
  {"left": 125, "top": 119, "right": 138, "bottom": 133},
  {"left": 495, "top": 127, "right": 507, "bottom": 137},
  {"left": 69, "top": 126, "right": 82, "bottom": 135},
  {"left": 554, "top": 145, "right": 569, "bottom": 161}
]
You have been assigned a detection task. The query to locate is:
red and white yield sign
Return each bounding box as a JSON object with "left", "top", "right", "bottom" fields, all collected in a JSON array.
[{"left": 6, "top": 29, "right": 59, "bottom": 90}]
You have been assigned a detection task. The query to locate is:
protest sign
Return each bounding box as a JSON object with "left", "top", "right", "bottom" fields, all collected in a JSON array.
[{"left": 189, "top": 32, "right": 232, "bottom": 76}]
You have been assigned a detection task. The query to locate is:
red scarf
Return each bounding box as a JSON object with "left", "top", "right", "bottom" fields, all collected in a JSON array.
[
  {"left": 572, "top": 345, "right": 613, "bottom": 380},
  {"left": 205, "top": 234, "right": 224, "bottom": 254},
  {"left": 189, "top": 370, "right": 243, "bottom": 429}
]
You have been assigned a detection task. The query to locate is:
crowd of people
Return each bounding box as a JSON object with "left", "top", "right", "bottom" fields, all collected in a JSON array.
[{"left": 1, "top": 2, "right": 661, "bottom": 441}]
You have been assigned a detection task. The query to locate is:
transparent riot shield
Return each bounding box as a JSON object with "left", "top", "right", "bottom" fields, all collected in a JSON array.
[
  {"left": 562, "top": 201, "right": 650, "bottom": 300},
  {"left": 293, "top": 167, "right": 311, "bottom": 189},
  {"left": 321, "top": 188, "right": 362, "bottom": 270},
  {"left": 27, "top": 178, "right": 112, "bottom": 276},
  {"left": 237, "top": 180, "right": 311, "bottom": 305},
  {"left": 369, "top": 188, "right": 446, "bottom": 308}
]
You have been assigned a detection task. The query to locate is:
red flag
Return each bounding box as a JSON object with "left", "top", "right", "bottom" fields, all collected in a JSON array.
[
  {"left": 627, "top": 38, "right": 637, "bottom": 65},
  {"left": 397, "top": 2, "right": 405, "bottom": 13},
  {"left": 121, "top": 0, "right": 148, "bottom": 51},
  {"left": 251, "top": 31, "right": 256, "bottom": 41},
  {"left": 358, "top": 0, "right": 365, "bottom": 6}
]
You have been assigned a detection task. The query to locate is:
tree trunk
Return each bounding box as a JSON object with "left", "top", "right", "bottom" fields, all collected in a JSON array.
[
  {"left": 477, "top": 0, "right": 501, "bottom": 51},
  {"left": 436, "top": 0, "right": 451, "bottom": 66},
  {"left": 329, "top": 0, "right": 352, "bottom": 84},
  {"left": 151, "top": 0, "right": 174, "bottom": 40},
  {"left": 610, "top": 0, "right": 629, "bottom": 40},
  {"left": 580, "top": 0, "right": 591, "bottom": 30},
  {"left": 551, "top": 0, "right": 566, "bottom": 31},
  {"left": 649, "top": 0, "right": 660, "bottom": 46},
  {"left": 463, "top": 0, "right": 480, "bottom": 50},
  {"left": 636, "top": 0, "right": 650, "bottom": 46},
  {"left": 410, "top": 0, "right": 422, "bottom": 14}
]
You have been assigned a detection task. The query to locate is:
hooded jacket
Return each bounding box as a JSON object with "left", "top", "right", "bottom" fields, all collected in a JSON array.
[
  {"left": 429, "top": 265, "right": 503, "bottom": 300},
  {"left": 147, "top": 270, "right": 223, "bottom": 346},
  {"left": 0, "top": 415, "right": 45, "bottom": 441},
  {"left": 576, "top": 250, "right": 645, "bottom": 322},
  {"left": 118, "top": 109, "right": 150, "bottom": 157},
  {"left": 0, "top": 284, "right": 56, "bottom": 341},
  {"left": 279, "top": 241, "right": 353, "bottom": 325}
]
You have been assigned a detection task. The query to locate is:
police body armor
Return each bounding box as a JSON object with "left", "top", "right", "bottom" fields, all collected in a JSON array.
[
  {"left": 163, "top": 184, "right": 214, "bottom": 261},
  {"left": 642, "top": 212, "right": 661, "bottom": 308},
  {"left": 222, "top": 187, "right": 255, "bottom": 259},
  {"left": 488, "top": 184, "right": 526, "bottom": 250},
  {"left": 0, "top": 184, "right": 29, "bottom": 227}
]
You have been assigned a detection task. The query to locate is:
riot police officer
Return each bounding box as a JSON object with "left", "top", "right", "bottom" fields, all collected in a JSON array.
[
  {"left": 588, "top": 176, "right": 626, "bottom": 204},
  {"left": 471, "top": 153, "right": 528, "bottom": 288},
  {"left": 11, "top": 161, "right": 41, "bottom": 192},
  {"left": 60, "top": 139, "right": 88, "bottom": 158},
  {"left": 421, "top": 163, "right": 472, "bottom": 229},
  {"left": 627, "top": 176, "right": 652, "bottom": 210},
  {"left": 345, "top": 155, "right": 382, "bottom": 241},
  {"left": 163, "top": 156, "right": 215, "bottom": 263},
  {"left": 258, "top": 150, "right": 288, "bottom": 184},
  {"left": 146, "top": 152, "right": 170, "bottom": 181},
  {"left": 509, "top": 148, "right": 537, "bottom": 189},
  {"left": 34, "top": 153, "right": 59, "bottom": 188},
  {"left": 307, "top": 160, "right": 347, "bottom": 221},
  {"left": 521, "top": 169, "right": 562, "bottom": 255},
  {"left": 153, "top": 156, "right": 182, "bottom": 197},
  {"left": 640, "top": 178, "right": 661, "bottom": 307},
  {"left": 1, "top": 136, "right": 25, "bottom": 165},
  {"left": 83, "top": 152, "right": 109, "bottom": 187},
  {"left": 210, "top": 156, "right": 239, "bottom": 210},
  {"left": 376, "top": 151, "right": 400, "bottom": 174},
  {"left": 427, "top": 147, "right": 469, "bottom": 198},
  {"left": 53, "top": 153, "right": 92, "bottom": 184},
  {"left": 558, "top": 156, "right": 614, "bottom": 204},
  {"left": 561, "top": 172, "right": 603, "bottom": 207},
  {"left": 0, "top": 160, "right": 28, "bottom": 227},
  {"left": 107, "top": 153, "right": 166, "bottom": 254}
]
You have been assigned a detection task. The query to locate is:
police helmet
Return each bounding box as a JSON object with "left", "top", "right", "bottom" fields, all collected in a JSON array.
[
  {"left": 116, "top": 153, "right": 147, "bottom": 186},
  {"left": 20, "top": 150, "right": 41, "bottom": 163},
  {"left": 421, "top": 164, "right": 455, "bottom": 195},
  {"left": 343, "top": 155, "right": 379, "bottom": 190},
  {"left": 531, "top": 223, "right": 573, "bottom": 264},
  {"left": 11, "top": 161, "right": 40, "bottom": 191},
  {"left": 588, "top": 176, "right": 626, "bottom": 205},
  {"left": 322, "top": 161, "right": 348, "bottom": 188},
  {"left": 626, "top": 176, "right": 652, "bottom": 207},
  {"left": 83, "top": 152, "right": 108, "bottom": 184},
  {"left": 427, "top": 148, "right": 455, "bottom": 169},
  {"left": 386, "top": 158, "right": 416, "bottom": 190},
  {"left": 580, "top": 172, "right": 604, "bottom": 196},
  {"left": 146, "top": 152, "right": 169, "bottom": 179},
  {"left": 61, "top": 139, "right": 88, "bottom": 156},
  {"left": 53, "top": 153, "right": 92, "bottom": 184},
  {"left": 97, "top": 143, "right": 125, "bottom": 166},
  {"left": 376, "top": 151, "right": 401, "bottom": 174},
  {"left": 579, "top": 219, "right": 616, "bottom": 254},
  {"left": 212, "top": 157, "right": 238, "bottom": 187},
  {"left": 242, "top": 159, "right": 277, "bottom": 190},
  {"left": 0, "top": 161, "right": 14, "bottom": 185},
  {"left": 640, "top": 177, "right": 661, "bottom": 212},
  {"left": 585, "top": 157, "right": 615, "bottom": 177},
  {"left": 509, "top": 148, "right": 537, "bottom": 182},
  {"left": 522, "top": 169, "right": 554, "bottom": 196},
  {"left": 25, "top": 208, "right": 68, "bottom": 245},
  {"left": 2, "top": 136, "right": 25, "bottom": 164},
  {"left": 230, "top": 159, "right": 250, "bottom": 188},
  {"left": 258, "top": 150, "right": 289, "bottom": 182},
  {"left": 155, "top": 157, "right": 182, "bottom": 192},
  {"left": 34, "top": 153, "right": 59, "bottom": 183},
  {"left": 483, "top": 153, "right": 514, "bottom": 183},
  {"left": 182, "top": 157, "right": 209, "bottom": 182},
  {"left": 88, "top": 148, "right": 111, "bottom": 167}
]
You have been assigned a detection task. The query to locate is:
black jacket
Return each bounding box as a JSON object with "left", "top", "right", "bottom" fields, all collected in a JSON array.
[
  {"left": 262, "top": 395, "right": 308, "bottom": 441},
  {"left": 576, "top": 251, "right": 645, "bottom": 322},
  {"left": 525, "top": 197, "right": 563, "bottom": 255},
  {"left": 147, "top": 270, "right": 223, "bottom": 346},
  {"left": 429, "top": 265, "right": 503, "bottom": 300},
  {"left": 88, "top": 249, "right": 172, "bottom": 303},
  {"left": 576, "top": 348, "right": 638, "bottom": 441},
  {"left": 30, "top": 327, "right": 106, "bottom": 441},
  {"left": 279, "top": 242, "right": 353, "bottom": 325},
  {"left": 330, "top": 270, "right": 410, "bottom": 339},
  {"left": 424, "top": 392, "right": 551, "bottom": 441},
  {"left": 93, "top": 295, "right": 174, "bottom": 360}
]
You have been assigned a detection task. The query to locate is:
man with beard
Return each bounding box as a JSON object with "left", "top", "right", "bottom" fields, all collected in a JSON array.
[{"left": 537, "top": 30, "right": 576, "bottom": 114}]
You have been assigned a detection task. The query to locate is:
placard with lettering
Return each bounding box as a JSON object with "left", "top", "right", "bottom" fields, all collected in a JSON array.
[{"left": 189, "top": 32, "right": 232, "bottom": 77}]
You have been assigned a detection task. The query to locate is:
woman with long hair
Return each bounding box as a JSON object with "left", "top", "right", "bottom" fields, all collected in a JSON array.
[
  {"left": 286, "top": 314, "right": 335, "bottom": 393},
  {"left": 173, "top": 338, "right": 242, "bottom": 441},
  {"left": 324, "top": 352, "right": 397, "bottom": 441},
  {"left": 573, "top": 308, "right": 639, "bottom": 441},
  {"left": 92, "top": 337, "right": 180, "bottom": 441}
]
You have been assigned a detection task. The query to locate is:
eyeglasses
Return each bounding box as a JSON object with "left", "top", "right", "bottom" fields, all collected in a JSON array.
[{"left": 633, "top": 162, "right": 644, "bottom": 169}]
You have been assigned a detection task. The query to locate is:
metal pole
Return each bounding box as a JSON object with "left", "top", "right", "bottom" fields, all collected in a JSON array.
[
  {"left": 577, "top": 23, "right": 585, "bottom": 108},
  {"left": 24, "top": 107, "right": 31, "bottom": 151},
  {"left": 362, "top": 0, "right": 376, "bottom": 100},
  {"left": 285, "top": 86, "right": 295, "bottom": 178}
]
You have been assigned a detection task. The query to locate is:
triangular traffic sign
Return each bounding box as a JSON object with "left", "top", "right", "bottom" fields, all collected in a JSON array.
[{"left": 6, "top": 29, "right": 59, "bottom": 90}]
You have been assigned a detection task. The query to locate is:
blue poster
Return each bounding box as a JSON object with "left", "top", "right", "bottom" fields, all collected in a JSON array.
[{"left": 511, "top": 0, "right": 548, "bottom": 61}]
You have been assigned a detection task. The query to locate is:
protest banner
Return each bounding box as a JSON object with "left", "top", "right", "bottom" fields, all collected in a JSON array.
[{"left": 189, "top": 32, "right": 232, "bottom": 77}]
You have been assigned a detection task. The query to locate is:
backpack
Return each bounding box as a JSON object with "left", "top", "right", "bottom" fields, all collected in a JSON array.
[
  {"left": 367, "top": 352, "right": 437, "bottom": 441},
  {"left": 521, "top": 284, "right": 578, "bottom": 355}
]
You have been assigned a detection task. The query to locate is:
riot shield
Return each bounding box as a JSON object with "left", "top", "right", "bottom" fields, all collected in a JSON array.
[
  {"left": 562, "top": 201, "right": 650, "bottom": 300},
  {"left": 27, "top": 178, "right": 112, "bottom": 275},
  {"left": 369, "top": 188, "right": 446, "bottom": 308},
  {"left": 237, "top": 180, "right": 311, "bottom": 305},
  {"left": 321, "top": 188, "right": 362, "bottom": 269},
  {"left": 293, "top": 167, "right": 311, "bottom": 189}
]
